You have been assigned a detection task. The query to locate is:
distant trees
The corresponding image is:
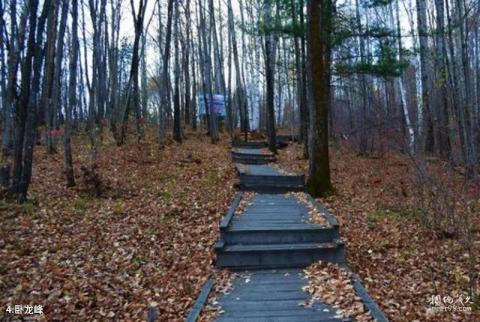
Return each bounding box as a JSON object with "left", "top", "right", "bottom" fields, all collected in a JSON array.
[{"left": 2, "top": 0, "right": 480, "bottom": 201}]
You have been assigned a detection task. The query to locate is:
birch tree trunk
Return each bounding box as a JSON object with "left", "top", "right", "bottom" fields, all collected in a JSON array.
[{"left": 395, "top": 0, "right": 415, "bottom": 154}]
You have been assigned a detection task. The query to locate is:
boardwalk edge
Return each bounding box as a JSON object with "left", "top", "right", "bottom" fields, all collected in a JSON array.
[
  {"left": 306, "top": 194, "right": 339, "bottom": 228},
  {"left": 185, "top": 277, "right": 214, "bottom": 322},
  {"left": 349, "top": 270, "right": 389, "bottom": 322},
  {"left": 219, "top": 192, "right": 244, "bottom": 231}
]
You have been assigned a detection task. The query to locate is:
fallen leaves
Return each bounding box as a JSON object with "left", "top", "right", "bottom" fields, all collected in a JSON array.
[
  {"left": 234, "top": 192, "right": 255, "bottom": 215},
  {"left": 268, "top": 162, "right": 297, "bottom": 175},
  {"left": 278, "top": 143, "right": 480, "bottom": 322},
  {"left": 303, "top": 261, "right": 373, "bottom": 321},
  {"left": 231, "top": 147, "right": 272, "bottom": 156},
  {"left": 0, "top": 131, "right": 236, "bottom": 321},
  {"left": 287, "top": 192, "right": 331, "bottom": 227},
  {"left": 198, "top": 270, "right": 236, "bottom": 322}
]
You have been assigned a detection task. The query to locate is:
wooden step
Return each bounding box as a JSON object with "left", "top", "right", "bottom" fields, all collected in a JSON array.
[
  {"left": 213, "top": 269, "right": 352, "bottom": 321},
  {"left": 235, "top": 164, "right": 305, "bottom": 191},
  {"left": 232, "top": 141, "right": 267, "bottom": 149},
  {"left": 215, "top": 239, "right": 345, "bottom": 269},
  {"left": 232, "top": 154, "right": 276, "bottom": 165},
  {"left": 222, "top": 225, "right": 339, "bottom": 245}
]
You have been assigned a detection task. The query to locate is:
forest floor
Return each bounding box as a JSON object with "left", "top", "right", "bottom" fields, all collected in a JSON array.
[
  {"left": 0, "top": 132, "right": 479, "bottom": 321},
  {"left": 0, "top": 131, "right": 236, "bottom": 321},
  {"left": 278, "top": 143, "right": 480, "bottom": 322}
]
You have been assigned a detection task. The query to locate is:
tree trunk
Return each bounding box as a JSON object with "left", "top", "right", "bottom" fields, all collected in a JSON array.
[
  {"left": 264, "top": 0, "right": 277, "bottom": 153},
  {"left": 119, "top": 0, "right": 147, "bottom": 145},
  {"left": 65, "top": 0, "right": 78, "bottom": 187},
  {"left": 50, "top": 0, "right": 69, "bottom": 153},
  {"left": 306, "top": 0, "right": 334, "bottom": 197},
  {"left": 191, "top": 34, "right": 198, "bottom": 131},
  {"left": 291, "top": 0, "right": 305, "bottom": 143},
  {"left": 394, "top": 0, "right": 415, "bottom": 154},
  {"left": 199, "top": 0, "right": 219, "bottom": 143},
  {"left": 3, "top": 0, "right": 20, "bottom": 155},
  {"left": 416, "top": 0, "right": 435, "bottom": 153},
  {"left": 11, "top": 0, "right": 48, "bottom": 201},
  {"left": 173, "top": 0, "right": 182, "bottom": 142},
  {"left": 455, "top": 0, "right": 477, "bottom": 177},
  {"left": 227, "top": 0, "right": 247, "bottom": 138},
  {"left": 159, "top": 0, "right": 174, "bottom": 147},
  {"left": 183, "top": 0, "right": 192, "bottom": 127},
  {"left": 433, "top": 0, "right": 452, "bottom": 159},
  {"left": 42, "top": 1, "right": 59, "bottom": 154}
]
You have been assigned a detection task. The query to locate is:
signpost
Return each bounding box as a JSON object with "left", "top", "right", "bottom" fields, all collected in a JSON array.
[{"left": 198, "top": 94, "right": 226, "bottom": 117}]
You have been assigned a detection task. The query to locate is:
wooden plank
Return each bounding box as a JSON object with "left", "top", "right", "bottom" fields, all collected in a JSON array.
[
  {"left": 185, "top": 277, "right": 214, "bottom": 322},
  {"left": 349, "top": 269, "right": 389, "bottom": 322},
  {"left": 217, "top": 317, "right": 350, "bottom": 322},
  {"left": 220, "top": 192, "right": 244, "bottom": 230},
  {"left": 228, "top": 224, "right": 325, "bottom": 231}
]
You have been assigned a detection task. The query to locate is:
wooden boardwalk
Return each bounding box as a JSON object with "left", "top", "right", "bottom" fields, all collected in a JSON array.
[
  {"left": 215, "top": 193, "right": 344, "bottom": 269},
  {"left": 187, "top": 141, "right": 387, "bottom": 322},
  {"left": 215, "top": 269, "right": 352, "bottom": 322}
]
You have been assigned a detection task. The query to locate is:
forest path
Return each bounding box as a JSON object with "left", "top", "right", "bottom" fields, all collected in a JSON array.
[{"left": 187, "top": 141, "right": 387, "bottom": 322}]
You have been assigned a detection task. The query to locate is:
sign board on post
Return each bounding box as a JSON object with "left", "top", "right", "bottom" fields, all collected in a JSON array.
[{"left": 198, "top": 94, "right": 226, "bottom": 117}]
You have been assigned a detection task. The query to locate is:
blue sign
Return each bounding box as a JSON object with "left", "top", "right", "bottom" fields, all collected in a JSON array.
[{"left": 198, "top": 94, "right": 226, "bottom": 117}]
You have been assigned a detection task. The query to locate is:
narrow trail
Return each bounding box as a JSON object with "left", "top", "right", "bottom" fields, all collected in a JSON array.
[{"left": 187, "top": 138, "right": 387, "bottom": 321}]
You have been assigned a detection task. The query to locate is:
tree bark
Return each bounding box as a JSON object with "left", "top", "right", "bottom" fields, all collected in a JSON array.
[
  {"left": 65, "top": 0, "right": 79, "bottom": 187},
  {"left": 433, "top": 0, "right": 452, "bottom": 159},
  {"left": 11, "top": 0, "right": 49, "bottom": 200},
  {"left": 173, "top": 0, "right": 182, "bottom": 142},
  {"left": 227, "top": 0, "right": 247, "bottom": 138},
  {"left": 416, "top": 0, "right": 435, "bottom": 153},
  {"left": 264, "top": 0, "right": 277, "bottom": 153},
  {"left": 159, "top": 0, "right": 174, "bottom": 147},
  {"left": 306, "top": 0, "right": 334, "bottom": 197}
]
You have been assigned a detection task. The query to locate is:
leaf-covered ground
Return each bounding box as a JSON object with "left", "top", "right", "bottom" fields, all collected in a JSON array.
[
  {"left": 2, "top": 134, "right": 479, "bottom": 321},
  {"left": 278, "top": 143, "right": 480, "bottom": 322},
  {"left": 0, "top": 132, "right": 236, "bottom": 321}
]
